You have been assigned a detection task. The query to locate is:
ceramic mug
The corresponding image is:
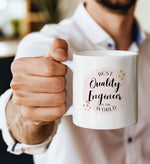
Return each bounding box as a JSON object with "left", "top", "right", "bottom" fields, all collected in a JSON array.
[{"left": 63, "top": 50, "right": 138, "bottom": 129}]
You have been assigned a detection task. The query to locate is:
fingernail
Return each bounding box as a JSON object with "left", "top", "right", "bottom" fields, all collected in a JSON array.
[{"left": 55, "top": 48, "right": 67, "bottom": 55}]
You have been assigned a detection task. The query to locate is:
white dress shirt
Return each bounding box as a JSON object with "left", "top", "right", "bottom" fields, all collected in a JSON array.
[{"left": 0, "top": 2, "right": 150, "bottom": 164}]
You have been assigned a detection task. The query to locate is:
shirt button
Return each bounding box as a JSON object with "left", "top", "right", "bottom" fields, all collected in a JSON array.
[
  {"left": 107, "top": 43, "right": 113, "bottom": 48},
  {"left": 128, "top": 137, "right": 132, "bottom": 143}
]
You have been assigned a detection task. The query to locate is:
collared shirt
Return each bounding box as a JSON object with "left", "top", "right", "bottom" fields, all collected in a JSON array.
[{"left": 0, "top": 2, "right": 150, "bottom": 164}]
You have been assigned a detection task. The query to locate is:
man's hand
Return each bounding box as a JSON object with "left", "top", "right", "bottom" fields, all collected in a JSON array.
[{"left": 6, "top": 38, "right": 68, "bottom": 144}]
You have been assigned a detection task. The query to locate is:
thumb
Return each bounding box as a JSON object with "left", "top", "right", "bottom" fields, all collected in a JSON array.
[{"left": 45, "top": 38, "right": 68, "bottom": 62}]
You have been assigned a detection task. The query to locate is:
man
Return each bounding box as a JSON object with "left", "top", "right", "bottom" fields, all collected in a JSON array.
[{"left": 0, "top": 0, "right": 150, "bottom": 163}]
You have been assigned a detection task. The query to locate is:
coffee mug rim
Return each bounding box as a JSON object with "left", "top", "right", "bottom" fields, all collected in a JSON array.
[{"left": 74, "top": 50, "right": 138, "bottom": 58}]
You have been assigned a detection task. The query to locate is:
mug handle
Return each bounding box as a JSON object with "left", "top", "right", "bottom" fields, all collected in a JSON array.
[{"left": 62, "top": 60, "right": 74, "bottom": 116}]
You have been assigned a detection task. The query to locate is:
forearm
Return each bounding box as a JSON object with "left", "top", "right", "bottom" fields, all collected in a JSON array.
[{"left": 6, "top": 99, "right": 54, "bottom": 145}]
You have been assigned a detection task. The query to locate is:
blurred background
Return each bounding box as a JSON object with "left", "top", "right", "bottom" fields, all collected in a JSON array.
[
  {"left": 0, "top": 0, "right": 149, "bottom": 39},
  {"left": 0, "top": 0, "right": 149, "bottom": 163}
]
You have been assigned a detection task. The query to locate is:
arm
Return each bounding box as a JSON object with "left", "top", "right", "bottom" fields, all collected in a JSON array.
[
  {"left": 6, "top": 38, "right": 68, "bottom": 145},
  {"left": 6, "top": 99, "right": 54, "bottom": 145}
]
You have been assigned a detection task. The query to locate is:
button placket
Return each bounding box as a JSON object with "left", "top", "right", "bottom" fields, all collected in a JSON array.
[{"left": 124, "top": 128, "right": 133, "bottom": 164}]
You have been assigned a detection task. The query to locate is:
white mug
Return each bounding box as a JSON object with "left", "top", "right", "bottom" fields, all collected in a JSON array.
[{"left": 63, "top": 50, "right": 138, "bottom": 130}]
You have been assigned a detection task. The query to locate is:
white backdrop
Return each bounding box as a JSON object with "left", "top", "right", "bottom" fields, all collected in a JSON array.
[{"left": 60, "top": 0, "right": 150, "bottom": 32}]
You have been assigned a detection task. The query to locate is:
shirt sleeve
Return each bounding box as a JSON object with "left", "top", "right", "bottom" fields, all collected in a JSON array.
[
  {"left": 0, "top": 89, "right": 59, "bottom": 155},
  {"left": 0, "top": 31, "right": 61, "bottom": 155}
]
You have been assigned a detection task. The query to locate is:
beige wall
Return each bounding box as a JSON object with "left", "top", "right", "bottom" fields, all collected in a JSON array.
[
  {"left": 135, "top": 0, "right": 150, "bottom": 32},
  {"left": 60, "top": 0, "right": 150, "bottom": 32},
  {"left": 59, "top": 0, "right": 81, "bottom": 19}
]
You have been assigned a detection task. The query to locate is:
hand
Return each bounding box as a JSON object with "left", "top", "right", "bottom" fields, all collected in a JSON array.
[{"left": 11, "top": 38, "right": 68, "bottom": 125}]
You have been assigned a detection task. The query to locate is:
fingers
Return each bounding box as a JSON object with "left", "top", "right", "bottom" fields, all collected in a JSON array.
[
  {"left": 11, "top": 57, "right": 67, "bottom": 77},
  {"left": 12, "top": 90, "right": 67, "bottom": 107},
  {"left": 11, "top": 38, "right": 68, "bottom": 77},
  {"left": 20, "top": 103, "right": 67, "bottom": 122},
  {"left": 45, "top": 38, "right": 68, "bottom": 62},
  {"left": 11, "top": 76, "right": 66, "bottom": 93}
]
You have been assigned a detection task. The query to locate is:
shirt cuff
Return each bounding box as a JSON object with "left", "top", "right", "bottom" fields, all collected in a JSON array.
[{"left": 0, "top": 89, "right": 59, "bottom": 155}]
